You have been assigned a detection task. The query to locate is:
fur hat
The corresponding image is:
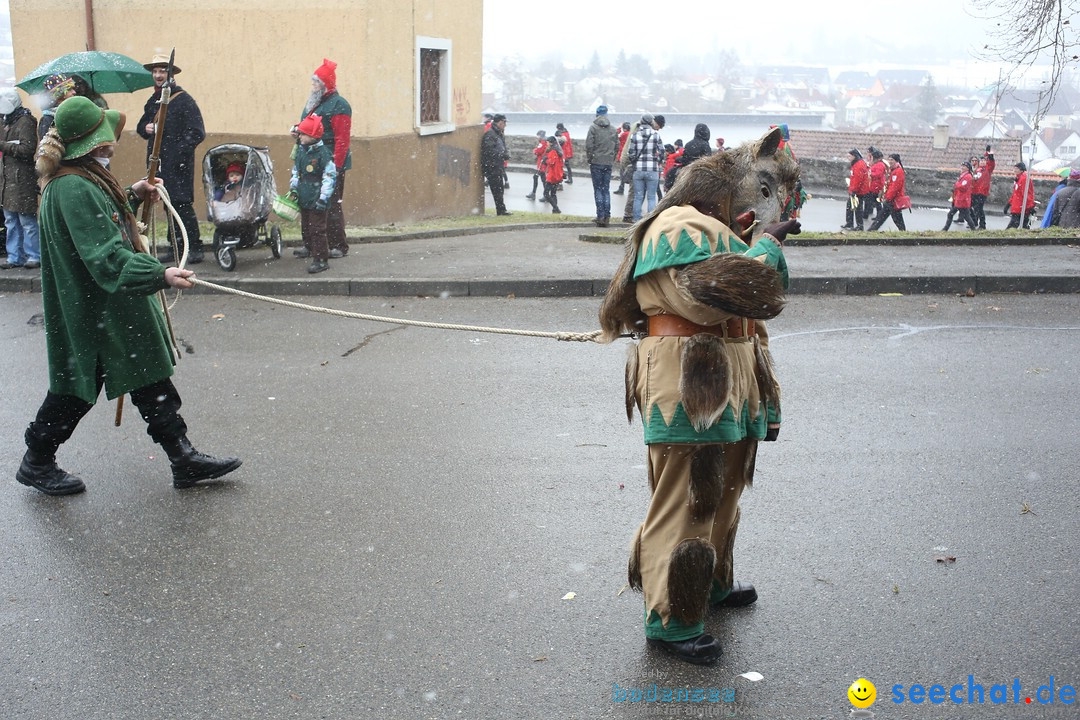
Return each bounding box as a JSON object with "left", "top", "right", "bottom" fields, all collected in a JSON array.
[
  {"left": 313, "top": 58, "right": 337, "bottom": 93},
  {"left": 144, "top": 53, "right": 181, "bottom": 74},
  {"left": 296, "top": 113, "right": 324, "bottom": 139},
  {"left": 53, "top": 96, "right": 126, "bottom": 160},
  {"left": 0, "top": 88, "right": 21, "bottom": 115}
]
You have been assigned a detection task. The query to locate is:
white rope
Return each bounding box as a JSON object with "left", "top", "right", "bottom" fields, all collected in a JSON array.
[
  {"left": 187, "top": 277, "right": 604, "bottom": 343},
  {"left": 147, "top": 183, "right": 601, "bottom": 343},
  {"left": 146, "top": 182, "right": 189, "bottom": 310}
]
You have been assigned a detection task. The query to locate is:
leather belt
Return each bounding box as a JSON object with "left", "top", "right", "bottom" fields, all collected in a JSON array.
[{"left": 647, "top": 314, "right": 755, "bottom": 338}]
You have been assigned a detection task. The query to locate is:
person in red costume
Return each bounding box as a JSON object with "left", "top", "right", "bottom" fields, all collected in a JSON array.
[
  {"left": 866, "top": 148, "right": 887, "bottom": 223},
  {"left": 1006, "top": 161, "right": 1035, "bottom": 229},
  {"left": 943, "top": 161, "right": 976, "bottom": 230},
  {"left": 970, "top": 146, "right": 995, "bottom": 230},
  {"left": 842, "top": 148, "right": 869, "bottom": 230},
  {"left": 868, "top": 154, "right": 910, "bottom": 231}
]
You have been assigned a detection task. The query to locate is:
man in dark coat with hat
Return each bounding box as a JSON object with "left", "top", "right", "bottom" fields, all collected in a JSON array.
[
  {"left": 16, "top": 96, "right": 241, "bottom": 496},
  {"left": 137, "top": 53, "right": 207, "bottom": 263}
]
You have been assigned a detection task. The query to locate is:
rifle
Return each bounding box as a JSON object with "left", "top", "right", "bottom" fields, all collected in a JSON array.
[{"left": 115, "top": 49, "right": 179, "bottom": 427}]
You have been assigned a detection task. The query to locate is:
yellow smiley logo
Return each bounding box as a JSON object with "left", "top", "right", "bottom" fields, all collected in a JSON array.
[{"left": 848, "top": 678, "right": 876, "bottom": 708}]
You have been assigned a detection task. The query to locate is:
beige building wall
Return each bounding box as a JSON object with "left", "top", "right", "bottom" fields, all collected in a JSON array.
[{"left": 10, "top": 0, "right": 485, "bottom": 225}]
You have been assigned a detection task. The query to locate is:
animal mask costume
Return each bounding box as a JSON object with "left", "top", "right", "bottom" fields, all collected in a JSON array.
[{"left": 598, "top": 127, "right": 799, "bottom": 663}]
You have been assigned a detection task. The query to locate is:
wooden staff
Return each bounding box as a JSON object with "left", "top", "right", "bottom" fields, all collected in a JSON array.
[{"left": 116, "top": 49, "right": 178, "bottom": 427}]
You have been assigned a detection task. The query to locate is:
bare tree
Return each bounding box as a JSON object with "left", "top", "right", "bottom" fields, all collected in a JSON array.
[{"left": 971, "top": 0, "right": 1079, "bottom": 121}]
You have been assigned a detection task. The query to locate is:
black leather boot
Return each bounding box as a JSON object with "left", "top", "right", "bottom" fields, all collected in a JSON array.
[
  {"left": 16, "top": 451, "right": 86, "bottom": 496},
  {"left": 161, "top": 436, "right": 242, "bottom": 489},
  {"left": 711, "top": 580, "right": 759, "bottom": 609}
]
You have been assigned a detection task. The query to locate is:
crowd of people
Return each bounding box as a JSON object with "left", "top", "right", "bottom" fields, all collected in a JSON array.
[{"left": 485, "top": 109, "right": 741, "bottom": 226}]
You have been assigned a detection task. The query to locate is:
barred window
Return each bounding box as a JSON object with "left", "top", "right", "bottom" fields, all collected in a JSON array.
[
  {"left": 420, "top": 48, "right": 442, "bottom": 124},
  {"left": 416, "top": 37, "right": 454, "bottom": 135}
]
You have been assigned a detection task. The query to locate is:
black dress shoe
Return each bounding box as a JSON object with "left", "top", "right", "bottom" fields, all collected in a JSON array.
[
  {"left": 16, "top": 456, "right": 86, "bottom": 496},
  {"left": 712, "top": 580, "right": 758, "bottom": 609},
  {"left": 647, "top": 634, "right": 723, "bottom": 665}
]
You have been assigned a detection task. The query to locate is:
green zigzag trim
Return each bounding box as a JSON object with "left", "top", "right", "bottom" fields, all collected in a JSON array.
[
  {"left": 643, "top": 399, "right": 773, "bottom": 444},
  {"left": 634, "top": 228, "right": 712, "bottom": 279}
]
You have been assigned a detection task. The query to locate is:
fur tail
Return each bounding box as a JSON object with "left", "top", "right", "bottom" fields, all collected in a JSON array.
[
  {"left": 668, "top": 538, "right": 717, "bottom": 625},
  {"left": 676, "top": 254, "right": 786, "bottom": 320},
  {"left": 680, "top": 335, "right": 731, "bottom": 433}
]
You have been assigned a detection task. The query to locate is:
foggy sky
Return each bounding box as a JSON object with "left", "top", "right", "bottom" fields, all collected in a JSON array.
[{"left": 483, "top": 0, "right": 1006, "bottom": 72}]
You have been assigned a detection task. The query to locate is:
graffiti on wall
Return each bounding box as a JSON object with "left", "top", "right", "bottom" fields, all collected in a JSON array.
[
  {"left": 454, "top": 87, "right": 471, "bottom": 126},
  {"left": 437, "top": 146, "right": 471, "bottom": 186}
]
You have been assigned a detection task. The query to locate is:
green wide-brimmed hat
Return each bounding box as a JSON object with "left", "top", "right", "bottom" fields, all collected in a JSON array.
[{"left": 53, "top": 95, "right": 125, "bottom": 160}]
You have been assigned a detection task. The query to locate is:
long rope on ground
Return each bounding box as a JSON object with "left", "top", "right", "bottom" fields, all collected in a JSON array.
[{"left": 151, "top": 184, "right": 602, "bottom": 344}]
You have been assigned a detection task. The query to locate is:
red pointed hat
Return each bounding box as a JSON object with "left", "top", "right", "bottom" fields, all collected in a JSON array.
[
  {"left": 314, "top": 58, "right": 337, "bottom": 92},
  {"left": 297, "top": 114, "right": 324, "bottom": 139}
]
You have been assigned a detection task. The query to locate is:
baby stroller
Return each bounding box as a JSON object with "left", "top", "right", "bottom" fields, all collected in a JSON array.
[{"left": 202, "top": 144, "right": 283, "bottom": 271}]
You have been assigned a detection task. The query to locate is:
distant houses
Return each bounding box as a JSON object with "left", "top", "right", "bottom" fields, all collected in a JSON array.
[{"left": 483, "top": 61, "right": 1080, "bottom": 170}]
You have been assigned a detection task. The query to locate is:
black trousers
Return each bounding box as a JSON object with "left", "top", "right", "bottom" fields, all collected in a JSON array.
[
  {"left": 485, "top": 168, "right": 507, "bottom": 213},
  {"left": 542, "top": 180, "right": 560, "bottom": 212},
  {"left": 1007, "top": 210, "right": 1033, "bottom": 229},
  {"left": 944, "top": 205, "right": 976, "bottom": 230},
  {"left": 168, "top": 201, "right": 203, "bottom": 253},
  {"left": 869, "top": 201, "right": 906, "bottom": 231},
  {"left": 25, "top": 376, "right": 187, "bottom": 459},
  {"left": 844, "top": 195, "right": 862, "bottom": 228},
  {"left": 971, "top": 194, "right": 988, "bottom": 229},
  {"left": 859, "top": 194, "right": 878, "bottom": 223}
]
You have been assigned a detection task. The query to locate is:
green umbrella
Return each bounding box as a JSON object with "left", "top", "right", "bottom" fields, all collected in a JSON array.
[{"left": 16, "top": 51, "right": 154, "bottom": 95}]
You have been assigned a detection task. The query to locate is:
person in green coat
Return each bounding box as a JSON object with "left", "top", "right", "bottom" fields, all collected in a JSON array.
[{"left": 15, "top": 96, "right": 242, "bottom": 496}]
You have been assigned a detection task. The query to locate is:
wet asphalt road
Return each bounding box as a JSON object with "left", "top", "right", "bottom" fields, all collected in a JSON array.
[{"left": 1, "top": 292, "right": 1078, "bottom": 720}]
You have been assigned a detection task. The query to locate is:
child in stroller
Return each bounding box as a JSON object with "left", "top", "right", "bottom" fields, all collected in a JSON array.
[
  {"left": 214, "top": 163, "right": 246, "bottom": 203},
  {"left": 202, "top": 144, "right": 283, "bottom": 271}
]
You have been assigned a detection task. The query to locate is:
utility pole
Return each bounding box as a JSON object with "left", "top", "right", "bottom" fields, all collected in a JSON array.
[{"left": 1019, "top": 85, "right": 1045, "bottom": 227}]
